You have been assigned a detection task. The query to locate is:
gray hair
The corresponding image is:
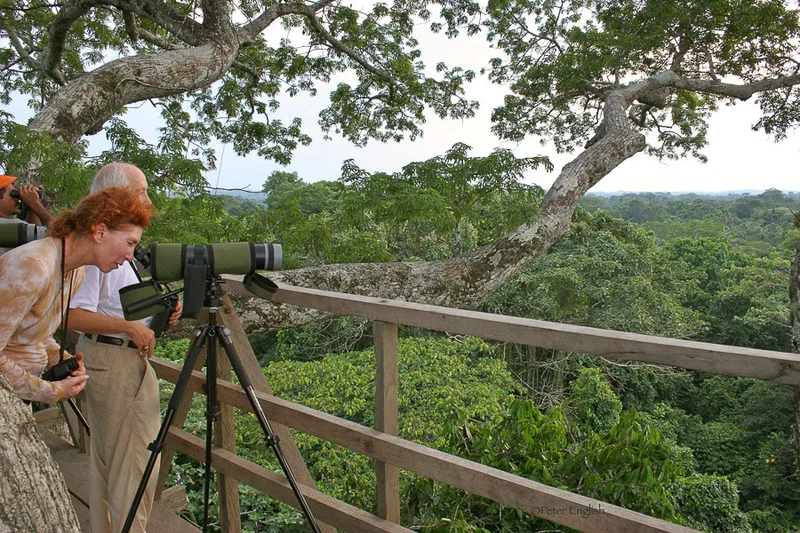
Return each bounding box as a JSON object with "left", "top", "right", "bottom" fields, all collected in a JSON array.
[{"left": 90, "top": 162, "right": 135, "bottom": 193}]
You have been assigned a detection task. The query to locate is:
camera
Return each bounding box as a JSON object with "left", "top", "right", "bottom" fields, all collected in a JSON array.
[
  {"left": 42, "top": 358, "right": 79, "bottom": 381},
  {"left": 0, "top": 222, "right": 47, "bottom": 248}
]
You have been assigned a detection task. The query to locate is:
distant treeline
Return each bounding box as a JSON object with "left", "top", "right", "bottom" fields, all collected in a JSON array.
[{"left": 581, "top": 189, "right": 800, "bottom": 256}]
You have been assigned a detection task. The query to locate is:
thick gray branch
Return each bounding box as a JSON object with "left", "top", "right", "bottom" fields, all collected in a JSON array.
[
  {"left": 29, "top": 41, "right": 239, "bottom": 143},
  {"left": 632, "top": 70, "right": 800, "bottom": 102},
  {"left": 240, "top": 0, "right": 335, "bottom": 37},
  {"left": 0, "top": 374, "right": 81, "bottom": 531},
  {"left": 0, "top": 12, "right": 66, "bottom": 84},
  {"left": 200, "top": 0, "right": 233, "bottom": 38}
]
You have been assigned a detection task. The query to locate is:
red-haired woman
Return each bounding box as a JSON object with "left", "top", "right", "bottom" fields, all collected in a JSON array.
[{"left": 0, "top": 187, "right": 150, "bottom": 404}]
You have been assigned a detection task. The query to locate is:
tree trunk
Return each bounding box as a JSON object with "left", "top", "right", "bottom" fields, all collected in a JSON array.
[{"left": 0, "top": 374, "right": 80, "bottom": 532}]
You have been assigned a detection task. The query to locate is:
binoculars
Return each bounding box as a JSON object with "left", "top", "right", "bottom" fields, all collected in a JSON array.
[{"left": 10, "top": 187, "right": 44, "bottom": 201}]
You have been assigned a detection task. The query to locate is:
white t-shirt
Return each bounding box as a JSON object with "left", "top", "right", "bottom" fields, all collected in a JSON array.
[{"left": 69, "top": 262, "right": 149, "bottom": 340}]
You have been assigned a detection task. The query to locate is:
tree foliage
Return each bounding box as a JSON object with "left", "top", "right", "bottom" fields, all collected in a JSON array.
[{"left": 484, "top": 0, "right": 800, "bottom": 155}]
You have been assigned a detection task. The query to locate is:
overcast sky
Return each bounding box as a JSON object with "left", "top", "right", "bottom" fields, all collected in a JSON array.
[{"left": 190, "top": 88, "right": 800, "bottom": 195}]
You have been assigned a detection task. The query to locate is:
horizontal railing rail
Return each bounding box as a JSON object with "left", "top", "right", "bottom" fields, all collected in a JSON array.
[{"left": 225, "top": 281, "right": 800, "bottom": 386}]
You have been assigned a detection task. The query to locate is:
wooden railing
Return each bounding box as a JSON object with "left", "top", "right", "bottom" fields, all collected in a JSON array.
[{"left": 140, "top": 279, "right": 800, "bottom": 533}]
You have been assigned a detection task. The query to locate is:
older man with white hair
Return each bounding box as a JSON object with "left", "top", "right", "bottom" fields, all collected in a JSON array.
[{"left": 69, "top": 162, "right": 181, "bottom": 533}]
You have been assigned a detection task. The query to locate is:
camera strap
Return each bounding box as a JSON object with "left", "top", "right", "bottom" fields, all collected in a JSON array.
[{"left": 58, "top": 236, "right": 75, "bottom": 363}]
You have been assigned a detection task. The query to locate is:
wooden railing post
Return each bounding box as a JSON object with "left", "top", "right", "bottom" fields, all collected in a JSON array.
[
  {"left": 216, "top": 343, "right": 242, "bottom": 533},
  {"left": 373, "top": 320, "right": 400, "bottom": 523},
  {"left": 59, "top": 393, "right": 90, "bottom": 454}
]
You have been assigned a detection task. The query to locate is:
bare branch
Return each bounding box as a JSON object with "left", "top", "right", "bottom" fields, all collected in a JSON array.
[
  {"left": 239, "top": 2, "right": 306, "bottom": 38},
  {"left": 138, "top": 28, "right": 181, "bottom": 50},
  {"left": 0, "top": 12, "right": 66, "bottom": 85},
  {"left": 43, "top": 0, "right": 96, "bottom": 74},
  {"left": 206, "top": 185, "right": 261, "bottom": 194},
  {"left": 300, "top": 5, "right": 392, "bottom": 83},
  {"left": 231, "top": 59, "right": 260, "bottom": 80},
  {"left": 100, "top": 0, "right": 204, "bottom": 45}
]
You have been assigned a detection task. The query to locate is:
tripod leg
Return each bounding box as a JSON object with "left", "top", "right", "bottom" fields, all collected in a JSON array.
[
  {"left": 202, "top": 324, "right": 219, "bottom": 531},
  {"left": 216, "top": 325, "right": 323, "bottom": 533},
  {"left": 65, "top": 398, "right": 90, "bottom": 436},
  {"left": 122, "top": 325, "right": 211, "bottom": 533}
]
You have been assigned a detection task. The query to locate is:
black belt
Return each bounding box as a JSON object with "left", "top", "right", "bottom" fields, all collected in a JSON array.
[{"left": 84, "top": 333, "right": 138, "bottom": 350}]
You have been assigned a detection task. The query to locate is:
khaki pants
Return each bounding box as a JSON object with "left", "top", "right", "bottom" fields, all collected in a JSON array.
[{"left": 79, "top": 336, "right": 161, "bottom": 533}]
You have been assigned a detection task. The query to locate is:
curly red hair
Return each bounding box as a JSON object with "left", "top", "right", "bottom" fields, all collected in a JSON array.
[{"left": 49, "top": 187, "right": 150, "bottom": 238}]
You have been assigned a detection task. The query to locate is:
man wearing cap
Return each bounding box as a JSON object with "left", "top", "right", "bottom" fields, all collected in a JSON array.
[
  {"left": 0, "top": 174, "right": 55, "bottom": 257},
  {"left": 0, "top": 174, "right": 53, "bottom": 225},
  {"left": 68, "top": 162, "right": 181, "bottom": 533}
]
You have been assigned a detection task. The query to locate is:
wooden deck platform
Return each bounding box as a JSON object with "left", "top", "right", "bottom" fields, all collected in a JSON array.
[{"left": 39, "top": 427, "right": 200, "bottom": 533}]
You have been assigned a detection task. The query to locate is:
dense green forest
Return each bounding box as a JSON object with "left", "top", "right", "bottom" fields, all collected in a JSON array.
[{"left": 151, "top": 180, "right": 800, "bottom": 533}]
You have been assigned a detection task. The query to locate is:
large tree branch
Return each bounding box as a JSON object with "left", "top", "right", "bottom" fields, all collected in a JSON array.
[
  {"left": 239, "top": 0, "right": 392, "bottom": 82},
  {"left": 0, "top": 12, "right": 66, "bottom": 84},
  {"left": 200, "top": 0, "right": 233, "bottom": 38},
  {"left": 240, "top": 0, "right": 335, "bottom": 37},
  {"left": 232, "top": 89, "right": 646, "bottom": 332},
  {"left": 101, "top": 0, "right": 204, "bottom": 45},
  {"left": 43, "top": 0, "right": 96, "bottom": 74},
  {"left": 29, "top": 41, "right": 239, "bottom": 143},
  {"left": 641, "top": 70, "right": 800, "bottom": 101}
]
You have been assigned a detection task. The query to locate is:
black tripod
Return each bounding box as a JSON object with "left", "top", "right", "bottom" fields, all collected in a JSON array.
[{"left": 122, "top": 276, "right": 322, "bottom": 533}]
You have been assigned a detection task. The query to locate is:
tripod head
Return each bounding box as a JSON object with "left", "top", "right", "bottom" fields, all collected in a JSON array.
[{"left": 184, "top": 272, "right": 225, "bottom": 315}]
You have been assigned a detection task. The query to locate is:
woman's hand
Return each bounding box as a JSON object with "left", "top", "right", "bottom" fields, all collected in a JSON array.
[
  {"left": 70, "top": 351, "right": 86, "bottom": 377},
  {"left": 55, "top": 352, "right": 88, "bottom": 400},
  {"left": 58, "top": 374, "right": 89, "bottom": 399}
]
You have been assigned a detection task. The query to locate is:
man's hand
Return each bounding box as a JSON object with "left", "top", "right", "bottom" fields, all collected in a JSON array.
[
  {"left": 168, "top": 300, "right": 183, "bottom": 325},
  {"left": 17, "top": 184, "right": 53, "bottom": 225},
  {"left": 125, "top": 321, "right": 156, "bottom": 359}
]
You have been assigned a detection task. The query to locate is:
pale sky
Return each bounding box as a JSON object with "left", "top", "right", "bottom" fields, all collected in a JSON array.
[{"left": 191, "top": 87, "right": 800, "bottom": 195}]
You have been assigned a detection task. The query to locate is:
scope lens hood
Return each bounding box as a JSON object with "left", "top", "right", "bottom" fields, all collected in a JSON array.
[{"left": 243, "top": 273, "right": 278, "bottom": 301}]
